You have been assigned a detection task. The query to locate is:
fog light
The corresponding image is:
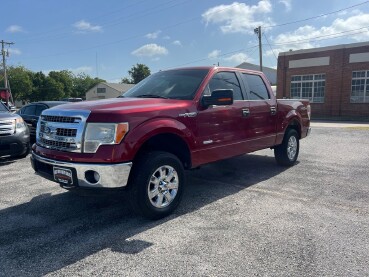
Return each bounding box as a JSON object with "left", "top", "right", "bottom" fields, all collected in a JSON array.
[{"left": 85, "top": 170, "right": 100, "bottom": 184}]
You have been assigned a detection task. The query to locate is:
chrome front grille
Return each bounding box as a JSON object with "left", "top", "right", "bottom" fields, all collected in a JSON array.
[
  {"left": 40, "top": 125, "right": 77, "bottom": 137},
  {"left": 0, "top": 120, "right": 15, "bottom": 136},
  {"left": 39, "top": 137, "right": 76, "bottom": 150},
  {"left": 36, "top": 109, "right": 90, "bottom": 152},
  {"left": 56, "top": 128, "right": 77, "bottom": 137},
  {"left": 41, "top": 115, "right": 82, "bottom": 123}
]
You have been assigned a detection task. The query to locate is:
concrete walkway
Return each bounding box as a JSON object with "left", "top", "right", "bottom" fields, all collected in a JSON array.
[{"left": 311, "top": 121, "right": 369, "bottom": 128}]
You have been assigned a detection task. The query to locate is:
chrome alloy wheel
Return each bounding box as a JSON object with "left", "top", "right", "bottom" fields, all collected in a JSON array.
[
  {"left": 147, "top": 165, "right": 179, "bottom": 208},
  {"left": 287, "top": 136, "right": 298, "bottom": 160}
]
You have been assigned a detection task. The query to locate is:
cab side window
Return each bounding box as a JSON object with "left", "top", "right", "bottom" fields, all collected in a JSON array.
[
  {"left": 35, "top": 105, "right": 47, "bottom": 116},
  {"left": 208, "top": 72, "right": 243, "bottom": 100},
  {"left": 242, "top": 74, "right": 270, "bottom": 100},
  {"left": 22, "top": 105, "right": 36, "bottom": 115}
]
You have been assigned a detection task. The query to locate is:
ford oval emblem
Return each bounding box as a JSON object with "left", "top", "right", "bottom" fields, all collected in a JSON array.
[{"left": 44, "top": 127, "right": 51, "bottom": 134}]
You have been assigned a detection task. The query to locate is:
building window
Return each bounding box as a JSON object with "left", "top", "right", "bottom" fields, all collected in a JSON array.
[
  {"left": 351, "top": 71, "right": 369, "bottom": 103},
  {"left": 290, "top": 74, "right": 325, "bottom": 103},
  {"left": 97, "top": 88, "right": 106, "bottom": 93}
]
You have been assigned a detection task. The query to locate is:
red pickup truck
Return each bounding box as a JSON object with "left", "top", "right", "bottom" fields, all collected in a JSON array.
[{"left": 30, "top": 66, "right": 311, "bottom": 219}]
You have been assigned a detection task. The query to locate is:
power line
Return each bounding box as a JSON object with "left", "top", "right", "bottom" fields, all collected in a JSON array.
[
  {"left": 262, "top": 33, "right": 278, "bottom": 61},
  {"left": 16, "top": 0, "right": 189, "bottom": 44},
  {"left": 270, "top": 26, "right": 369, "bottom": 46},
  {"left": 17, "top": 2, "right": 246, "bottom": 60},
  {"left": 165, "top": 45, "right": 259, "bottom": 69},
  {"left": 263, "top": 0, "right": 369, "bottom": 28}
]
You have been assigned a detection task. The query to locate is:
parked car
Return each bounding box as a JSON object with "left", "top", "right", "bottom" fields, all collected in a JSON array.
[
  {"left": 16, "top": 101, "right": 68, "bottom": 140},
  {"left": 60, "top": 98, "right": 83, "bottom": 102},
  {"left": 0, "top": 101, "right": 30, "bottom": 158},
  {"left": 30, "top": 66, "right": 311, "bottom": 219}
]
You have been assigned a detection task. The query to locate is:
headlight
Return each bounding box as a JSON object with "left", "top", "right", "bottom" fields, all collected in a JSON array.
[
  {"left": 15, "top": 117, "right": 27, "bottom": 132},
  {"left": 83, "top": 122, "right": 129, "bottom": 153}
]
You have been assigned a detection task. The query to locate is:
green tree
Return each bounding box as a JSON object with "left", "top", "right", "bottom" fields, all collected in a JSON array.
[
  {"left": 7, "top": 66, "right": 33, "bottom": 101},
  {"left": 121, "top": 63, "right": 150, "bottom": 84},
  {"left": 30, "top": 71, "right": 47, "bottom": 102},
  {"left": 73, "top": 73, "right": 105, "bottom": 98},
  {"left": 42, "top": 77, "right": 65, "bottom": 100},
  {"left": 49, "top": 70, "right": 74, "bottom": 98}
]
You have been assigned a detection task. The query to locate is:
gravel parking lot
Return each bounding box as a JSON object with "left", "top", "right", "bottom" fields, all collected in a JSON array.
[{"left": 0, "top": 124, "right": 368, "bottom": 277}]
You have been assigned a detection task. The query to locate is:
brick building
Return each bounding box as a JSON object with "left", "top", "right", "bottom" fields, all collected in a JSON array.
[{"left": 277, "top": 42, "right": 369, "bottom": 121}]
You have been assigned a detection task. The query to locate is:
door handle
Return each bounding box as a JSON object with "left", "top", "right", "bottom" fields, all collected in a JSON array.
[
  {"left": 270, "top": 106, "right": 277, "bottom": 115},
  {"left": 242, "top": 108, "right": 250, "bottom": 117}
]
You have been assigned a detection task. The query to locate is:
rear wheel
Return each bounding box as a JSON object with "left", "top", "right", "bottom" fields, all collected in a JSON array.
[
  {"left": 274, "top": 129, "right": 299, "bottom": 166},
  {"left": 128, "top": 151, "right": 184, "bottom": 219}
]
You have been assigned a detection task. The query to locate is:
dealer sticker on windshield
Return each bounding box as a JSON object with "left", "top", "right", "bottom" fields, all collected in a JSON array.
[{"left": 53, "top": 167, "right": 73, "bottom": 185}]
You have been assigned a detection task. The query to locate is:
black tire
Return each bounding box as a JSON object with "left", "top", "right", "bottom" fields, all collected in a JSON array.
[
  {"left": 128, "top": 151, "right": 185, "bottom": 220},
  {"left": 274, "top": 129, "right": 299, "bottom": 166}
]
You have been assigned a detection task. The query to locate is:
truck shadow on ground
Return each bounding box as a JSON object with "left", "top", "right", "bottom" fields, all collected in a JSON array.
[{"left": 0, "top": 153, "right": 290, "bottom": 276}]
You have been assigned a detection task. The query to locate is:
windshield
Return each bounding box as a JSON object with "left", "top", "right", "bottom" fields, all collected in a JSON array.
[
  {"left": 0, "top": 102, "right": 9, "bottom": 113},
  {"left": 123, "top": 69, "right": 209, "bottom": 100}
]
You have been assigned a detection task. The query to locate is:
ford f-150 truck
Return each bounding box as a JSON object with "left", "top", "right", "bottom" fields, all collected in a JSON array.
[{"left": 30, "top": 66, "right": 311, "bottom": 219}]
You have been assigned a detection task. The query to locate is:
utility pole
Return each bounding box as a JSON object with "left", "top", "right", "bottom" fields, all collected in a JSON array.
[
  {"left": 1, "top": 40, "right": 15, "bottom": 106},
  {"left": 254, "top": 26, "right": 263, "bottom": 72}
]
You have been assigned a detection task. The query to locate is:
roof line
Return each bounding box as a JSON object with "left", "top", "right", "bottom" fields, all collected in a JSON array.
[{"left": 279, "top": 41, "right": 369, "bottom": 56}]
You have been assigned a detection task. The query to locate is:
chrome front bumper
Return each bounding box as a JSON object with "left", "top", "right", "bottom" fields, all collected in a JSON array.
[{"left": 31, "top": 152, "right": 132, "bottom": 188}]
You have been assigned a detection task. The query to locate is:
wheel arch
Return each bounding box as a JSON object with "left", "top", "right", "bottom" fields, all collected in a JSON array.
[
  {"left": 133, "top": 132, "right": 192, "bottom": 169},
  {"left": 286, "top": 118, "right": 302, "bottom": 139}
]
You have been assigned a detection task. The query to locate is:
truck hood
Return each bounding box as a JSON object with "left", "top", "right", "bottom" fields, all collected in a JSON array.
[{"left": 47, "top": 98, "right": 194, "bottom": 122}]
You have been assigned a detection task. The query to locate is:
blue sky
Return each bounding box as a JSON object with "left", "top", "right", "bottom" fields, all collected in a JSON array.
[{"left": 2, "top": 0, "right": 369, "bottom": 82}]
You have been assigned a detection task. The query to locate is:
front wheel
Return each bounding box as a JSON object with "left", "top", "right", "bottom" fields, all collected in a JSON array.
[
  {"left": 128, "top": 151, "right": 185, "bottom": 220},
  {"left": 274, "top": 129, "right": 300, "bottom": 166}
]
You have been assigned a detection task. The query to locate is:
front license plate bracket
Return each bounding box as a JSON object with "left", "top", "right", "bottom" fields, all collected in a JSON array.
[{"left": 53, "top": 166, "right": 73, "bottom": 185}]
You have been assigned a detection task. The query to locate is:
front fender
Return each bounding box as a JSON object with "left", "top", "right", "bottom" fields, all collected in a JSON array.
[{"left": 119, "top": 118, "right": 194, "bottom": 161}]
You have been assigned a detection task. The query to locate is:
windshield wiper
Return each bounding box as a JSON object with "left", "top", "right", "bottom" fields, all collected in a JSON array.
[{"left": 135, "top": 94, "right": 168, "bottom": 99}]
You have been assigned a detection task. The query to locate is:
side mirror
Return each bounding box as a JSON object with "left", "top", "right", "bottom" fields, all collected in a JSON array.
[{"left": 202, "top": 89, "right": 233, "bottom": 108}]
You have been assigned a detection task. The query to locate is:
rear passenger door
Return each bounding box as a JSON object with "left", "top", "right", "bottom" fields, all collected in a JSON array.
[{"left": 240, "top": 73, "right": 277, "bottom": 150}]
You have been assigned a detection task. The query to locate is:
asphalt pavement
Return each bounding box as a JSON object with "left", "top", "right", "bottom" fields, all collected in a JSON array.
[{"left": 0, "top": 125, "right": 368, "bottom": 276}]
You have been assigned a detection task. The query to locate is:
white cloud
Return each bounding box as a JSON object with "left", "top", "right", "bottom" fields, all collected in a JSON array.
[
  {"left": 69, "top": 66, "right": 94, "bottom": 75},
  {"left": 224, "top": 53, "right": 253, "bottom": 64},
  {"left": 279, "top": 0, "right": 292, "bottom": 12},
  {"left": 172, "top": 40, "right": 182, "bottom": 46},
  {"left": 145, "top": 30, "right": 161, "bottom": 39},
  {"left": 208, "top": 50, "right": 221, "bottom": 59},
  {"left": 202, "top": 1, "right": 273, "bottom": 34},
  {"left": 163, "top": 35, "right": 171, "bottom": 40},
  {"left": 73, "top": 20, "right": 102, "bottom": 32},
  {"left": 7, "top": 48, "right": 22, "bottom": 55},
  {"left": 107, "top": 78, "right": 121, "bottom": 83},
  {"left": 43, "top": 66, "right": 93, "bottom": 76},
  {"left": 6, "top": 25, "right": 24, "bottom": 33},
  {"left": 131, "top": 44, "right": 168, "bottom": 57},
  {"left": 266, "top": 13, "right": 369, "bottom": 56}
]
